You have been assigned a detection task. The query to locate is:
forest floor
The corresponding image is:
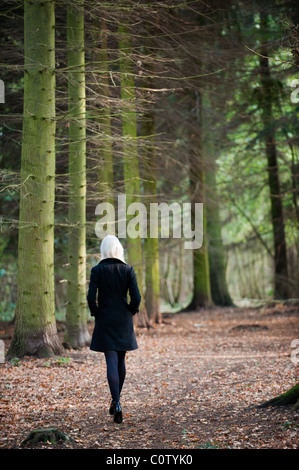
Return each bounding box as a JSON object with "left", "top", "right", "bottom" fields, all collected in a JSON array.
[{"left": 0, "top": 303, "right": 298, "bottom": 450}]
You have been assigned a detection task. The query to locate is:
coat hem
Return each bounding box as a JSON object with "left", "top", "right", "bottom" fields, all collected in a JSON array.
[{"left": 90, "top": 346, "right": 138, "bottom": 353}]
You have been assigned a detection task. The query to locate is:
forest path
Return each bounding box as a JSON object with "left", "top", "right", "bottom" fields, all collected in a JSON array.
[{"left": 1, "top": 304, "right": 298, "bottom": 449}]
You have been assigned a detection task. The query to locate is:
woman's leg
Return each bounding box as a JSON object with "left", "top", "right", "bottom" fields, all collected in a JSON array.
[
  {"left": 104, "top": 351, "right": 120, "bottom": 403},
  {"left": 117, "top": 351, "right": 126, "bottom": 395},
  {"left": 105, "top": 350, "right": 125, "bottom": 423}
]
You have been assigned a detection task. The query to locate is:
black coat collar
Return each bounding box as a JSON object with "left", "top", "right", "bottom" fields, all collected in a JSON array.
[{"left": 99, "top": 257, "right": 127, "bottom": 265}]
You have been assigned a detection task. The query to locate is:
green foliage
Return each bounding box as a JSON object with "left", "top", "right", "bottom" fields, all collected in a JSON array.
[
  {"left": 281, "top": 420, "right": 299, "bottom": 431},
  {"left": 56, "top": 357, "right": 71, "bottom": 366},
  {"left": 10, "top": 357, "right": 21, "bottom": 367},
  {"left": 212, "top": 6, "right": 299, "bottom": 299},
  {"left": 0, "top": 301, "right": 16, "bottom": 322},
  {"left": 198, "top": 440, "right": 222, "bottom": 449}
]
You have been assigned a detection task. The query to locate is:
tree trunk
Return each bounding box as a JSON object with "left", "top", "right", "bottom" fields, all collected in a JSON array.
[
  {"left": 259, "top": 12, "right": 289, "bottom": 299},
  {"left": 21, "top": 427, "right": 74, "bottom": 446},
  {"left": 188, "top": 91, "right": 212, "bottom": 309},
  {"left": 203, "top": 90, "right": 233, "bottom": 307},
  {"left": 64, "top": 0, "right": 90, "bottom": 349},
  {"left": 141, "top": 77, "right": 161, "bottom": 324},
  {"left": 7, "top": 0, "right": 63, "bottom": 358},
  {"left": 143, "top": 171, "right": 161, "bottom": 324},
  {"left": 92, "top": 19, "right": 114, "bottom": 209},
  {"left": 118, "top": 24, "right": 149, "bottom": 327},
  {"left": 206, "top": 161, "right": 234, "bottom": 306},
  {"left": 173, "top": 240, "right": 183, "bottom": 305},
  {"left": 258, "top": 383, "right": 299, "bottom": 409},
  {"left": 162, "top": 251, "right": 171, "bottom": 305}
]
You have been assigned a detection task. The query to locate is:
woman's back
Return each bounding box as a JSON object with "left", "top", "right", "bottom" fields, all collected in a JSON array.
[{"left": 87, "top": 256, "right": 141, "bottom": 352}]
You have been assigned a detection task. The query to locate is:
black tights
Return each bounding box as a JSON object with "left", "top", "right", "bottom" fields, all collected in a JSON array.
[{"left": 104, "top": 351, "right": 126, "bottom": 403}]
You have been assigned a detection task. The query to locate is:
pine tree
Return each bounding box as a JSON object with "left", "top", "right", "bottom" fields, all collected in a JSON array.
[
  {"left": 7, "top": 0, "right": 63, "bottom": 358},
  {"left": 92, "top": 19, "right": 114, "bottom": 208},
  {"left": 188, "top": 91, "right": 212, "bottom": 309},
  {"left": 259, "top": 11, "right": 289, "bottom": 299},
  {"left": 64, "top": 0, "right": 90, "bottom": 348},
  {"left": 118, "top": 23, "right": 149, "bottom": 327},
  {"left": 142, "top": 100, "right": 161, "bottom": 324}
]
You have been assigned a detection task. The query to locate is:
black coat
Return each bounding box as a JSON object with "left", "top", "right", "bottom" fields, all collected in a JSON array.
[{"left": 87, "top": 258, "right": 141, "bottom": 352}]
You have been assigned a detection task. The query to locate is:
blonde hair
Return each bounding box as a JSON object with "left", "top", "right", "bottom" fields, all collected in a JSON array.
[{"left": 100, "top": 235, "right": 125, "bottom": 262}]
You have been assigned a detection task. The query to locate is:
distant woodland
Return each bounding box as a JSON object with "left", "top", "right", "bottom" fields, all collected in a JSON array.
[{"left": 0, "top": 0, "right": 298, "bottom": 357}]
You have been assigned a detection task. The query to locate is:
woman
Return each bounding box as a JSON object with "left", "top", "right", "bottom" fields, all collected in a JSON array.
[{"left": 87, "top": 235, "right": 141, "bottom": 423}]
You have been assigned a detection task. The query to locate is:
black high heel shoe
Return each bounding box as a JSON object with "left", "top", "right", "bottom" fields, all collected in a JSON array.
[
  {"left": 113, "top": 402, "right": 123, "bottom": 424},
  {"left": 109, "top": 400, "right": 116, "bottom": 415}
]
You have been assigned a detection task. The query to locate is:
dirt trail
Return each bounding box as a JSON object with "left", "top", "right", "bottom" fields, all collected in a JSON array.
[{"left": 0, "top": 305, "right": 298, "bottom": 449}]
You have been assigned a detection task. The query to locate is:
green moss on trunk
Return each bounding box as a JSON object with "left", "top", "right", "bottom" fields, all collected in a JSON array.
[
  {"left": 259, "top": 383, "right": 299, "bottom": 409},
  {"left": 7, "top": 0, "right": 63, "bottom": 359},
  {"left": 65, "top": 0, "right": 90, "bottom": 349},
  {"left": 188, "top": 91, "right": 212, "bottom": 309},
  {"left": 206, "top": 162, "right": 233, "bottom": 306},
  {"left": 142, "top": 79, "right": 161, "bottom": 325},
  {"left": 118, "top": 24, "right": 148, "bottom": 327},
  {"left": 21, "top": 427, "right": 74, "bottom": 446}
]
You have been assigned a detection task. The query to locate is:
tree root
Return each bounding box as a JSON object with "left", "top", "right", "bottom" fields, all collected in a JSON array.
[{"left": 258, "top": 383, "right": 299, "bottom": 409}]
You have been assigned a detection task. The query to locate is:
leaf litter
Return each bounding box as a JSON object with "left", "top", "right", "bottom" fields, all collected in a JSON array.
[{"left": 0, "top": 305, "right": 298, "bottom": 449}]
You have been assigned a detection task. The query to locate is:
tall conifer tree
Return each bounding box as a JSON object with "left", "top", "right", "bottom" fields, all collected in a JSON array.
[
  {"left": 8, "top": 0, "right": 63, "bottom": 358},
  {"left": 64, "top": 0, "right": 90, "bottom": 348},
  {"left": 118, "top": 24, "right": 148, "bottom": 327}
]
